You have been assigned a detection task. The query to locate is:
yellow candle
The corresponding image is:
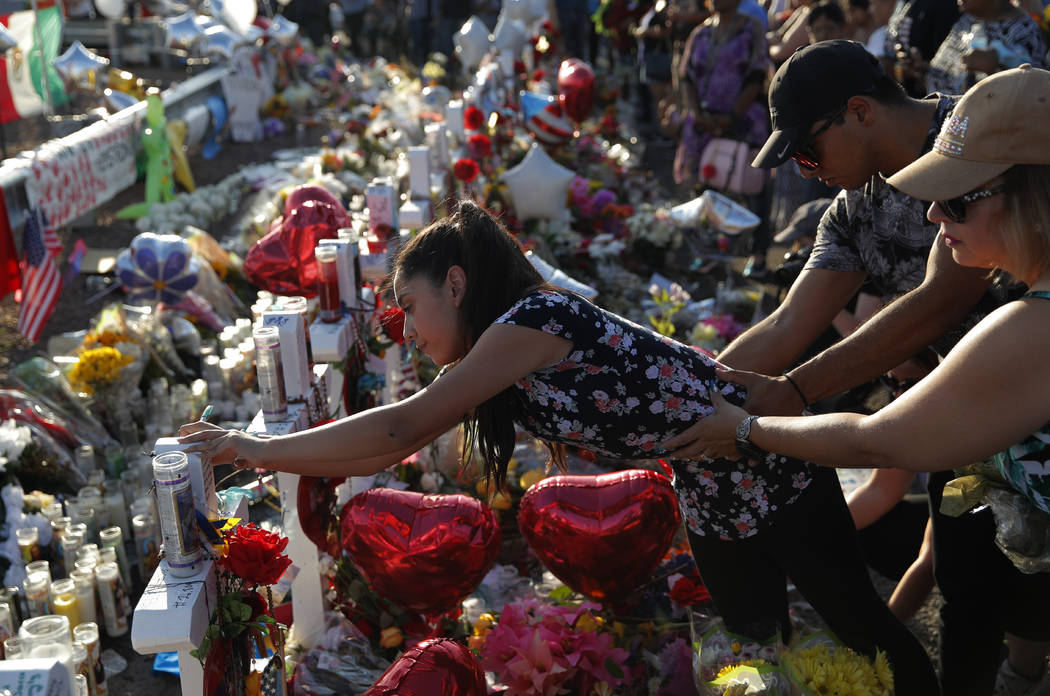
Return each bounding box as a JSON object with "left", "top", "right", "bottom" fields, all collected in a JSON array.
[{"left": 51, "top": 581, "right": 81, "bottom": 628}]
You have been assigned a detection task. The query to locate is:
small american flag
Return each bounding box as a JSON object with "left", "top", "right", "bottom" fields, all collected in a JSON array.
[
  {"left": 259, "top": 654, "right": 285, "bottom": 696},
  {"left": 16, "top": 208, "right": 62, "bottom": 343}
]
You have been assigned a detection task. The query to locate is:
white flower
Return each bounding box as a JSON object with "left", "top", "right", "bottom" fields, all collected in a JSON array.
[
  {"left": 0, "top": 420, "right": 31, "bottom": 461},
  {"left": 588, "top": 233, "right": 626, "bottom": 259},
  {"left": 420, "top": 471, "right": 441, "bottom": 493}
]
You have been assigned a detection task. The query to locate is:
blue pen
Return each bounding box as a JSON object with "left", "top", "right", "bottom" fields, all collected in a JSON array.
[{"left": 201, "top": 404, "right": 214, "bottom": 422}]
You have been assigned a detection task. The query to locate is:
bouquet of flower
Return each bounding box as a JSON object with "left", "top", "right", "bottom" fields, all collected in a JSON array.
[
  {"left": 626, "top": 203, "right": 680, "bottom": 251},
  {"left": 691, "top": 613, "right": 789, "bottom": 696},
  {"left": 194, "top": 523, "right": 292, "bottom": 696},
  {"left": 478, "top": 596, "right": 630, "bottom": 696},
  {"left": 782, "top": 632, "right": 893, "bottom": 696}
]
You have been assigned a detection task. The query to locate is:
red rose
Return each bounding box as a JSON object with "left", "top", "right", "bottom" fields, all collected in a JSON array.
[
  {"left": 701, "top": 164, "right": 718, "bottom": 180},
  {"left": 218, "top": 523, "right": 293, "bottom": 587},
  {"left": 453, "top": 158, "right": 480, "bottom": 183},
  {"left": 532, "top": 69, "right": 545, "bottom": 82},
  {"left": 670, "top": 575, "right": 712, "bottom": 606},
  {"left": 464, "top": 105, "right": 485, "bottom": 131},
  {"left": 467, "top": 133, "right": 492, "bottom": 158}
]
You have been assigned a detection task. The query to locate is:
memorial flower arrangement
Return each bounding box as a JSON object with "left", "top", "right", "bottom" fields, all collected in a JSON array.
[
  {"left": 194, "top": 523, "right": 292, "bottom": 696},
  {"left": 785, "top": 643, "right": 893, "bottom": 696},
  {"left": 67, "top": 346, "right": 134, "bottom": 397},
  {"left": 478, "top": 597, "right": 630, "bottom": 696},
  {"left": 626, "top": 203, "right": 680, "bottom": 250}
]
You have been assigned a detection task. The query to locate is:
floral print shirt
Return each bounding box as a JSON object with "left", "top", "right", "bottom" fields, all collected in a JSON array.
[
  {"left": 926, "top": 13, "right": 1046, "bottom": 96},
  {"left": 494, "top": 289, "right": 816, "bottom": 540},
  {"left": 993, "top": 291, "right": 1050, "bottom": 516}
]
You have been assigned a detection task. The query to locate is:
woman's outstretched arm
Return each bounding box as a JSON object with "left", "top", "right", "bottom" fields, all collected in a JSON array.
[
  {"left": 666, "top": 299, "right": 1050, "bottom": 471},
  {"left": 177, "top": 323, "right": 571, "bottom": 476}
]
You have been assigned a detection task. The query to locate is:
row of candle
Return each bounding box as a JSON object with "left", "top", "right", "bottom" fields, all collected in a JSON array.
[
  {"left": 3, "top": 548, "right": 131, "bottom": 641},
  {"left": 3, "top": 616, "right": 107, "bottom": 696}
]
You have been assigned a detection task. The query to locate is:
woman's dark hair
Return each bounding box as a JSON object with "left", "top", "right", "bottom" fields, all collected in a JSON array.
[{"left": 391, "top": 200, "right": 552, "bottom": 489}]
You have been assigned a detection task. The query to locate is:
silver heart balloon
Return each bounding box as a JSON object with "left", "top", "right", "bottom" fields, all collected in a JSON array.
[
  {"left": 200, "top": 24, "right": 244, "bottom": 60},
  {"left": 164, "top": 11, "right": 205, "bottom": 50},
  {"left": 103, "top": 87, "right": 139, "bottom": 112},
  {"left": 193, "top": 13, "right": 221, "bottom": 32},
  {"left": 0, "top": 24, "right": 18, "bottom": 53},
  {"left": 51, "top": 40, "right": 110, "bottom": 86},
  {"left": 267, "top": 14, "right": 298, "bottom": 46}
]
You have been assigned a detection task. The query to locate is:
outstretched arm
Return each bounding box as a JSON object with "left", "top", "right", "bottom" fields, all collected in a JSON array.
[
  {"left": 178, "top": 324, "right": 571, "bottom": 477},
  {"left": 785, "top": 240, "right": 990, "bottom": 405},
  {"left": 672, "top": 300, "right": 1050, "bottom": 469}
]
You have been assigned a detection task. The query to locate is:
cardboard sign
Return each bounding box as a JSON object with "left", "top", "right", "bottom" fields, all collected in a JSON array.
[{"left": 220, "top": 46, "right": 274, "bottom": 143}]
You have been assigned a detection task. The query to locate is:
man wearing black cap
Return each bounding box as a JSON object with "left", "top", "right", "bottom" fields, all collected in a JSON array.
[{"left": 664, "top": 40, "right": 1049, "bottom": 696}]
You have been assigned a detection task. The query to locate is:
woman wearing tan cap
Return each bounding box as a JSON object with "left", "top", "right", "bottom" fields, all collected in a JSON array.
[{"left": 668, "top": 64, "right": 1050, "bottom": 695}]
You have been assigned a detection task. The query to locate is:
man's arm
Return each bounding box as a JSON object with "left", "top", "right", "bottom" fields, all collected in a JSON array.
[
  {"left": 718, "top": 267, "right": 866, "bottom": 375},
  {"left": 786, "top": 239, "right": 991, "bottom": 404}
]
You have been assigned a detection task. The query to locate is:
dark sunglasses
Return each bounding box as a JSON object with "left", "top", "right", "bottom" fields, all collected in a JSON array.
[
  {"left": 936, "top": 184, "right": 1007, "bottom": 223},
  {"left": 791, "top": 104, "right": 848, "bottom": 171}
]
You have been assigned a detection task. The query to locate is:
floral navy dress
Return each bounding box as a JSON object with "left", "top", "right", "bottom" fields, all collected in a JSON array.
[{"left": 495, "top": 289, "right": 816, "bottom": 540}]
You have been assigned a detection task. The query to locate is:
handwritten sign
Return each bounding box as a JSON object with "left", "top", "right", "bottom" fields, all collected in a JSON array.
[{"left": 24, "top": 119, "right": 138, "bottom": 230}]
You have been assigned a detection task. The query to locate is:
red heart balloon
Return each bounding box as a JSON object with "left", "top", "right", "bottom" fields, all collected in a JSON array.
[
  {"left": 517, "top": 469, "right": 680, "bottom": 602},
  {"left": 341, "top": 489, "right": 501, "bottom": 616},
  {"left": 364, "top": 638, "right": 487, "bottom": 696},
  {"left": 243, "top": 197, "right": 351, "bottom": 297},
  {"left": 297, "top": 475, "right": 346, "bottom": 557},
  {"left": 557, "top": 58, "right": 596, "bottom": 123}
]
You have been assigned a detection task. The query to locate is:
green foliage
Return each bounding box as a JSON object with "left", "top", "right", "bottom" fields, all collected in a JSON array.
[{"left": 190, "top": 592, "right": 277, "bottom": 664}]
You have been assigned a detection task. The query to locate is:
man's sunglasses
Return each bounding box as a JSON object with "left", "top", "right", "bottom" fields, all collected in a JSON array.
[
  {"left": 791, "top": 104, "right": 848, "bottom": 171},
  {"left": 936, "top": 185, "right": 1007, "bottom": 223}
]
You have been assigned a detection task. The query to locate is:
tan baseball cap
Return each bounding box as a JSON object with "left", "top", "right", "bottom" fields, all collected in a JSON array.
[{"left": 887, "top": 65, "right": 1050, "bottom": 202}]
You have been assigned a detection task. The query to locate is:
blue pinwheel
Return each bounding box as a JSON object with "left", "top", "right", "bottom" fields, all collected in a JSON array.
[{"left": 115, "top": 232, "right": 200, "bottom": 305}]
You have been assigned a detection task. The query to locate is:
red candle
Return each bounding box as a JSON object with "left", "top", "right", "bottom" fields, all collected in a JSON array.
[{"left": 315, "top": 245, "right": 341, "bottom": 323}]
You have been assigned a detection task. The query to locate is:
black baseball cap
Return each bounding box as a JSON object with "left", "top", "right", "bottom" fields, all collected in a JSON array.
[{"left": 752, "top": 40, "right": 888, "bottom": 169}]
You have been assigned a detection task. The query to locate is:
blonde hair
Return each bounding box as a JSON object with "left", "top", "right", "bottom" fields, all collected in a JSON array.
[{"left": 1000, "top": 165, "right": 1050, "bottom": 286}]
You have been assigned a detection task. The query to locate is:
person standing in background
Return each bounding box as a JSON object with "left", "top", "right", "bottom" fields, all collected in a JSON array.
[
  {"left": 924, "top": 0, "right": 1046, "bottom": 94},
  {"left": 436, "top": 0, "right": 472, "bottom": 59},
  {"left": 339, "top": 0, "right": 372, "bottom": 55},
  {"left": 882, "top": 0, "right": 959, "bottom": 95},
  {"left": 408, "top": 0, "right": 434, "bottom": 66},
  {"left": 864, "top": 0, "right": 896, "bottom": 56}
]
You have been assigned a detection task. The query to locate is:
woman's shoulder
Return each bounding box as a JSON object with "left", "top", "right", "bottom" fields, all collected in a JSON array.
[
  {"left": 495, "top": 288, "right": 591, "bottom": 324},
  {"left": 950, "top": 296, "right": 1050, "bottom": 364}
]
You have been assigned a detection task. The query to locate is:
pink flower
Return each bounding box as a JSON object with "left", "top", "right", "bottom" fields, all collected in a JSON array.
[{"left": 480, "top": 600, "right": 629, "bottom": 696}]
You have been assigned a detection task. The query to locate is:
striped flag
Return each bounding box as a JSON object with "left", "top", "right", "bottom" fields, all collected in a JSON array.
[
  {"left": 16, "top": 207, "right": 61, "bottom": 342},
  {"left": 0, "top": 5, "right": 67, "bottom": 124}
]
